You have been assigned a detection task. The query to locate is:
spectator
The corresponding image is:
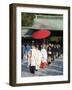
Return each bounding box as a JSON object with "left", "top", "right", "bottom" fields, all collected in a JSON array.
[{"left": 47, "top": 44, "right": 52, "bottom": 64}]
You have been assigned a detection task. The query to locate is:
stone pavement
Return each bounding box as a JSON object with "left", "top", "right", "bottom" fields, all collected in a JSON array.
[{"left": 21, "top": 56, "right": 63, "bottom": 77}]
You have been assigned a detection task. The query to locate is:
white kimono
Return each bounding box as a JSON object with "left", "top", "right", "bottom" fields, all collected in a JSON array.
[
  {"left": 28, "top": 49, "right": 42, "bottom": 70},
  {"left": 41, "top": 48, "right": 47, "bottom": 63},
  {"left": 28, "top": 49, "right": 37, "bottom": 66},
  {"left": 35, "top": 49, "right": 42, "bottom": 70}
]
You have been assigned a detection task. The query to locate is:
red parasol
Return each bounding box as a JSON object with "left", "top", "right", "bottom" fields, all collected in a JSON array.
[{"left": 32, "top": 30, "right": 51, "bottom": 39}]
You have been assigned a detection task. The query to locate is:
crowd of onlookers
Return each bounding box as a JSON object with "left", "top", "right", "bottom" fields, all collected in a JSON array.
[{"left": 22, "top": 43, "right": 63, "bottom": 74}]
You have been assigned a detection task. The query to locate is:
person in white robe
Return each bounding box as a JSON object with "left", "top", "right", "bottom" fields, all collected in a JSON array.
[
  {"left": 40, "top": 44, "right": 48, "bottom": 68},
  {"left": 27, "top": 44, "right": 37, "bottom": 74},
  {"left": 35, "top": 45, "right": 42, "bottom": 70}
]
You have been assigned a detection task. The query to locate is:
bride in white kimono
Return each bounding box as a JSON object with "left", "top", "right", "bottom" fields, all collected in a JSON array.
[{"left": 40, "top": 44, "right": 48, "bottom": 68}]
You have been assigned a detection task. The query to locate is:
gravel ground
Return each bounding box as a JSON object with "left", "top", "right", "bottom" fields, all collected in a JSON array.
[{"left": 21, "top": 56, "right": 63, "bottom": 77}]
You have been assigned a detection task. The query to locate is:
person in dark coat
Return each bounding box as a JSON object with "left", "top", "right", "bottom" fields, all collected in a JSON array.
[
  {"left": 51, "top": 44, "right": 54, "bottom": 61},
  {"left": 47, "top": 44, "right": 52, "bottom": 64}
]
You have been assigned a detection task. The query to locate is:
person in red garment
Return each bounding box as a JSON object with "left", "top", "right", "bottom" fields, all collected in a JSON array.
[{"left": 40, "top": 44, "right": 48, "bottom": 68}]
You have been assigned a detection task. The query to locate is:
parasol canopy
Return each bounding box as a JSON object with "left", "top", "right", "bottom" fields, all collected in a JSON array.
[{"left": 32, "top": 30, "right": 51, "bottom": 39}]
